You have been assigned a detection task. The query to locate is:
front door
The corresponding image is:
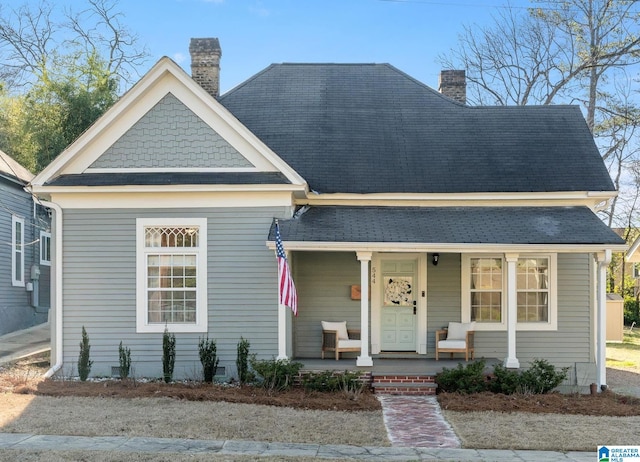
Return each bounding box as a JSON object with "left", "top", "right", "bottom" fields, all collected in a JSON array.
[{"left": 380, "top": 259, "right": 417, "bottom": 351}]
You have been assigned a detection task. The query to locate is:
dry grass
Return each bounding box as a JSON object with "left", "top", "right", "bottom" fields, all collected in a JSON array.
[
  {"left": 0, "top": 394, "right": 388, "bottom": 446},
  {"left": 444, "top": 411, "right": 640, "bottom": 451},
  {"left": 4, "top": 351, "right": 640, "bottom": 456}
]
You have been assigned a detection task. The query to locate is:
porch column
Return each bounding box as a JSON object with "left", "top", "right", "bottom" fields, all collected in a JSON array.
[
  {"left": 596, "top": 250, "right": 611, "bottom": 391},
  {"left": 277, "top": 303, "right": 288, "bottom": 360},
  {"left": 356, "top": 251, "right": 373, "bottom": 367},
  {"left": 504, "top": 253, "right": 520, "bottom": 368}
]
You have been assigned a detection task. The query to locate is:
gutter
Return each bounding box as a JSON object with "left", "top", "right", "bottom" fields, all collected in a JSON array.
[{"left": 39, "top": 200, "right": 63, "bottom": 378}]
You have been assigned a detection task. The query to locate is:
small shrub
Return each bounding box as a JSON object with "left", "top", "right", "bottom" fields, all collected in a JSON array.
[
  {"left": 519, "top": 359, "right": 568, "bottom": 394},
  {"left": 198, "top": 336, "right": 219, "bottom": 383},
  {"left": 435, "top": 359, "right": 487, "bottom": 394},
  {"left": 488, "top": 363, "right": 522, "bottom": 394},
  {"left": 250, "top": 356, "right": 303, "bottom": 391},
  {"left": 118, "top": 341, "right": 131, "bottom": 380},
  {"left": 162, "top": 327, "right": 176, "bottom": 383},
  {"left": 77, "top": 326, "right": 93, "bottom": 381},
  {"left": 236, "top": 337, "right": 253, "bottom": 384},
  {"left": 302, "top": 370, "right": 365, "bottom": 396}
]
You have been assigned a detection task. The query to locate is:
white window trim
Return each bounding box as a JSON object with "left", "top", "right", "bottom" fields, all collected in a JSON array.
[
  {"left": 461, "top": 253, "right": 557, "bottom": 331},
  {"left": 11, "top": 215, "right": 25, "bottom": 287},
  {"left": 136, "top": 217, "right": 208, "bottom": 333},
  {"left": 40, "top": 231, "right": 51, "bottom": 266}
]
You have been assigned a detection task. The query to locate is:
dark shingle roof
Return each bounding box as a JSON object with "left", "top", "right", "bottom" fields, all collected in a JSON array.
[
  {"left": 220, "top": 64, "right": 614, "bottom": 194},
  {"left": 46, "top": 172, "right": 291, "bottom": 186},
  {"left": 271, "top": 206, "right": 625, "bottom": 245}
]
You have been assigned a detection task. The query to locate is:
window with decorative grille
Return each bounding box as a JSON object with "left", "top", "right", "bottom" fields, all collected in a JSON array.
[{"left": 136, "top": 219, "right": 207, "bottom": 333}]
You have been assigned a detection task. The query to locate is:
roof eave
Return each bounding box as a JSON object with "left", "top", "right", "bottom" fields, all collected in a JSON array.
[{"left": 266, "top": 241, "right": 628, "bottom": 253}]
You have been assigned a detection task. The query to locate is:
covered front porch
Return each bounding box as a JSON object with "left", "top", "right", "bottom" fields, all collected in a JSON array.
[{"left": 269, "top": 205, "right": 627, "bottom": 390}]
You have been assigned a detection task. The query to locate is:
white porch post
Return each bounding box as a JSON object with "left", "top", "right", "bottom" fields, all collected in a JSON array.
[
  {"left": 277, "top": 303, "right": 288, "bottom": 360},
  {"left": 596, "top": 250, "right": 611, "bottom": 391},
  {"left": 504, "top": 253, "right": 520, "bottom": 369},
  {"left": 356, "top": 251, "right": 373, "bottom": 367}
]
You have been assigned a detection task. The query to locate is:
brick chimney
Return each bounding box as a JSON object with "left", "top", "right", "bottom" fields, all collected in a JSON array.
[
  {"left": 438, "top": 70, "right": 466, "bottom": 104},
  {"left": 189, "top": 38, "right": 222, "bottom": 98}
]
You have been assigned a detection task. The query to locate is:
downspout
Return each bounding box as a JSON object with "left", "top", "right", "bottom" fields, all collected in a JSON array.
[
  {"left": 596, "top": 250, "right": 611, "bottom": 392},
  {"left": 40, "top": 200, "right": 63, "bottom": 378}
]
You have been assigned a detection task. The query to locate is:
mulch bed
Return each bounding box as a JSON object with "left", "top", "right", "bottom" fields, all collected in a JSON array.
[
  {"left": 437, "top": 390, "right": 640, "bottom": 416},
  {"left": 31, "top": 379, "right": 382, "bottom": 412}
]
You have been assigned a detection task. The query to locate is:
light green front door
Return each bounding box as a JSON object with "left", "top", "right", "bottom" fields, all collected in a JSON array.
[{"left": 380, "top": 259, "right": 417, "bottom": 351}]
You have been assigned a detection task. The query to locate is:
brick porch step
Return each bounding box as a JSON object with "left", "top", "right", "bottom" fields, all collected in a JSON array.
[{"left": 371, "top": 374, "right": 438, "bottom": 395}]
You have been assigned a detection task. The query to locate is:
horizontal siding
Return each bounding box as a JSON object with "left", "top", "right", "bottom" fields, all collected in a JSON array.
[
  {"left": 0, "top": 180, "right": 47, "bottom": 335},
  {"left": 424, "top": 252, "right": 594, "bottom": 385},
  {"left": 426, "top": 253, "right": 461, "bottom": 353},
  {"left": 61, "top": 207, "right": 287, "bottom": 379},
  {"left": 293, "top": 251, "right": 361, "bottom": 358}
]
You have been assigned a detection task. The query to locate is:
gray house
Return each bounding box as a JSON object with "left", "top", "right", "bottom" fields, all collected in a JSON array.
[
  {"left": 31, "top": 38, "right": 625, "bottom": 390},
  {"left": 0, "top": 149, "right": 50, "bottom": 335}
]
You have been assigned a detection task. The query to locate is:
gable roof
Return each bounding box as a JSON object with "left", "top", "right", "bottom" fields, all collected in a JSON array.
[
  {"left": 31, "top": 58, "right": 305, "bottom": 191},
  {"left": 0, "top": 149, "right": 33, "bottom": 184},
  {"left": 220, "top": 63, "right": 614, "bottom": 195}
]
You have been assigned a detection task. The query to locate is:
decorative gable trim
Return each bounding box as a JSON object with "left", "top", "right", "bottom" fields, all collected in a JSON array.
[
  {"left": 88, "top": 92, "right": 254, "bottom": 171},
  {"left": 31, "top": 57, "right": 306, "bottom": 190}
]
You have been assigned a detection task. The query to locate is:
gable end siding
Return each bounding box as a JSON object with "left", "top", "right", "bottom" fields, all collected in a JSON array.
[
  {"left": 61, "top": 206, "right": 286, "bottom": 379},
  {"left": 90, "top": 93, "right": 253, "bottom": 170}
]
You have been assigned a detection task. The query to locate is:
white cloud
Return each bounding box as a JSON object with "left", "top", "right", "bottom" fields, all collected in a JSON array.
[{"left": 173, "top": 52, "right": 186, "bottom": 64}]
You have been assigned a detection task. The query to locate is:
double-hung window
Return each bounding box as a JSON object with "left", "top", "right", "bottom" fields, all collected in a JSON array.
[
  {"left": 40, "top": 231, "right": 51, "bottom": 266},
  {"left": 462, "top": 254, "right": 557, "bottom": 331},
  {"left": 136, "top": 218, "right": 207, "bottom": 333},
  {"left": 12, "top": 215, "right": 24, "bottom": 287}
]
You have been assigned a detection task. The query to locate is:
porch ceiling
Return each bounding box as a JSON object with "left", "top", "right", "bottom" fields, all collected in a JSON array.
[{"left": 269, "top": 206, "right": 626, "bottom": 251}]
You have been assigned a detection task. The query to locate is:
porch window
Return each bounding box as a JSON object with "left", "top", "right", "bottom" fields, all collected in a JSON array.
[
  {"left": 462, "top": 254, "right": 557, "bottom": 331},
  {"left": 12, "top": 215, "right": 24, "bottom": 287},
  {"left": 469, "top": 257, "right": 502, "bottom": 323},
  {"left": 136, "top": 218, "right": 207, "bottom": 333},
  {"left": 517, "top": 257, "right": 549, "bottom": 322}
]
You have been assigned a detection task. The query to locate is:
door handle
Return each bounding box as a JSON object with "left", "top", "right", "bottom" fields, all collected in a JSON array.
[{"left": 413, "top": 301, "right": 416, "bottom": 315}]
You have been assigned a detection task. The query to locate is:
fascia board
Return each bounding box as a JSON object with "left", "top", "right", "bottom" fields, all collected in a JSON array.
[
  {"left": 298, "top": 191, "right": 618, "bottom": 207},
  {"left": 265, "top": 241, "right": 628, "bottom": 253}
]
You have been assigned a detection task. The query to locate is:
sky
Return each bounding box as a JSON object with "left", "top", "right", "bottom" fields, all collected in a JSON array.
[{"left": 112, "top": 0, "right": 535, "bottom": 94}]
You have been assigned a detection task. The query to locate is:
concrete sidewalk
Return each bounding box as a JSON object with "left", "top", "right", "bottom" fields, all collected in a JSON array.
[
  {"left": 0, "top": 322, "right": 50, "bottom": 365},
  {"left": 0, "top": 433, "right": 594, "bottom": 461}
]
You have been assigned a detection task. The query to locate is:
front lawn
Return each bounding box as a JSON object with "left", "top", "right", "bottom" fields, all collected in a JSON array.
[{"left": 607, "top": 328, "right": 640, "bottom": 370}]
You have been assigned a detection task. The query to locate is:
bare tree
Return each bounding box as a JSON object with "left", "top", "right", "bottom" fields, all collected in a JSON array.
[
  {"left": 439, "top": 0, "right": 640, "bottom": 234},
  {"left": 0, "top": 0, "right": 148, "bottom": 93}
]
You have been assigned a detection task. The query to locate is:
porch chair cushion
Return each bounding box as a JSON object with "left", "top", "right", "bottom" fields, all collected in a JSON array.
[
  {"left": 321, "top": 321, "right": 361, "bottom": 360},
  {"left": 446, "top": 321, "right": 476, "bottom": 340},
  {"left": 321, "top": 321, "right": 349, "bottom": 340},
  {"left": 435, "top": 321, "right": 476, "bottom": 361}
]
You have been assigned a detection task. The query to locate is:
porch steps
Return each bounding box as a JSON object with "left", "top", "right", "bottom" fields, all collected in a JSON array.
[{"left": 371, "top": 374, "right": 438, "bottom": 395}]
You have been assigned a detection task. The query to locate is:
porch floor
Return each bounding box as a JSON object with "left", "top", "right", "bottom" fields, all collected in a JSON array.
[{"left": 298, "top": 356, "right": 501, "bottom": 375}]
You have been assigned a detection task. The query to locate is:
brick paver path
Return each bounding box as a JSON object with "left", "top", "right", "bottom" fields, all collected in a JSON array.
[{"left": 377, "top": 395, "right": 461, "bottom": 448}]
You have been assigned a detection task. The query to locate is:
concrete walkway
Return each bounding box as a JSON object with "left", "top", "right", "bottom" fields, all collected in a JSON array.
[
  {"left": 0, "top": 322, "right": 50, "bottom": 365},
  {"left": 0, "top": 433, "right": 594, "bottom": 461}
]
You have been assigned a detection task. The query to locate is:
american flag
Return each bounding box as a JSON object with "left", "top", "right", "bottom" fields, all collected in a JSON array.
[{"left": 275, "top": 222, "right": 298, "bottom": 316}]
